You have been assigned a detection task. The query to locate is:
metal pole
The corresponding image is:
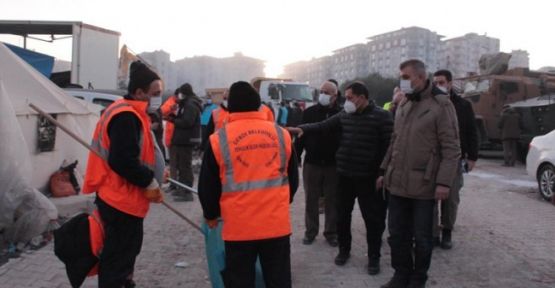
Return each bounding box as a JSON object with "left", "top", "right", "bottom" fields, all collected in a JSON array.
[
  {"left": 28, "top": 103, "right": 202, "bottom": 233},
  {"left": 168, "top": 178, "right": 198, "bottom": 194}
]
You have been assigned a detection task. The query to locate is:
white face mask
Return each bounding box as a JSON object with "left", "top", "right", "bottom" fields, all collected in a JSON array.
[
  {"left": 148, "top": 96, "right": 162, "bottom": 111},
  {"left": 344, "top": 100, "right": 357, "bottom": 114},
  {"left": 400, "top": 79, "right": 414, "bottom": 94},
  {"left": 222, "top": 100, "right": 228, "bottom": 108},
  {"left": 178, "top": 93, "right": 185, "bottom": 100},
  {"left": 318, "top": 93, "right": 331, "bottom": 106},
  {"left": 437, "top": 86, "right": 449, "bottom": 94}
]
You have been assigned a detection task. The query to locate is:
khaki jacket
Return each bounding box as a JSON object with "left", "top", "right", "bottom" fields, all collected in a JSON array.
[{"left": 380, "top": 82, "right": 461, "bottom": 200}]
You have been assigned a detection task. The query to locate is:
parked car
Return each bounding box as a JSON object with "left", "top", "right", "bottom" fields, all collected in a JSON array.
[
  {"left": 526, "top": 129, "right": 555, "bottom": 202},
  {"left": 64, "top": 88, "right": 124, "bottom": 110}
]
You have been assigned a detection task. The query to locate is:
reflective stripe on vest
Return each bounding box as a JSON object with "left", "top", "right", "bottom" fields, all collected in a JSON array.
[
  {"left": 217, "top": 123, "right": 288, "bottom": 193},
  {"left": 213, "top": 108, "right": 229, "bottom": 131},
  {"left": 90, "top": 102, "right": 155, "bottom": 171}
]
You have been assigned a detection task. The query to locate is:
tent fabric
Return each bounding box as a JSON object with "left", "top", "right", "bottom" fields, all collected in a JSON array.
[
  {"left": 0, "top": 42, "right": 100, "bottom": 244},
  {"left": 4, "top": 42, "right": 55, "bottom": 78},
  {"left": 0, "top": 43, "right": 99, "bottom": 116}
]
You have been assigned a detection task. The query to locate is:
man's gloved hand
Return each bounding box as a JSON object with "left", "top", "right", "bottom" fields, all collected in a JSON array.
[
  {"left": 206, "top": 218, "right": 219, "bottom": 229},
  {"left": 144, "top": 178, "right": 164, "bottom": 203}
]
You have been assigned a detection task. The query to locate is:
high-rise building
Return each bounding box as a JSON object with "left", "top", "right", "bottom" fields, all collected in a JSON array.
[
  {"left": 174, "top": 52, "right": 264, "bottom": 95},
  {"left": 367, "top": 26, "right": 443, "bottom": 77},
  {"left": 440, "top": 33, "right": 500, "bottom": 77},
  {"left": 137, "top": 51, "right": 264, "bottom": 95},
  {"left": 281, "top": 60, "right": 309, "bottom": 83},
  {"left": 308, "top": 56, "right": 333, "bottom": 87},
  {"left": 332, "top": 43, "right": 369, "bottom": 84},
  {"left": 138, "top": 50, "right": 176, "bottom": 92},
  {"left": 509, "top": 49, "right": 530, "bottom": 69}
]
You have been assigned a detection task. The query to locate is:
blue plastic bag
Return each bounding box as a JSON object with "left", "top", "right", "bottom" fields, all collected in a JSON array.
[{"left": 201, "top": 221, "right": 265, "bottom": 288}]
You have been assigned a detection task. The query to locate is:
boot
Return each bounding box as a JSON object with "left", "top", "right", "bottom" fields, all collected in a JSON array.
[
  {"left": 367, "top": 256, "right": 380, "bottom": 275},
  {"left": 334, "top": 249, "right": 350, "bottom": 266},
  {"left": 440, "top": 229, "right": 452, "bottom": 250}
]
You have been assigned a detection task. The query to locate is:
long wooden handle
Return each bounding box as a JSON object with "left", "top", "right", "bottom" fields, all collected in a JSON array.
[
  {"left": 29, "top": 103, "right": 203, "bottom": 233},
  {"left": 161, "top": 201, "right": 202, "bottom": 232}
]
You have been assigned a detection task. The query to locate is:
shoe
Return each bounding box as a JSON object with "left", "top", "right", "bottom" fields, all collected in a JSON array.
[
  {"left": 441, "top": 229, "right": 452, "bottom": 250},
  {"left": 381, "top": 277, "right": 408, "bottom": 288},
  {"left": 302, "top": 236, "right": 315, "bottom": 245},
  {"left": 334, "top": 249, "right": 350, "bottom": 266},
  {"left": 326, "top": 237, "right": 338, "bottom": 247},
  {"left": 367, "top": 257, "right": 380, "bottom": 275}
]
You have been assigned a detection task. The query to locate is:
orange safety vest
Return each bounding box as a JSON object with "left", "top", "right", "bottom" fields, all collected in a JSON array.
[
  {"left": 212, "top": 107, "right": 230, "bottom": 131},
  {"left": 212, "top": 104, "right": 275, "bottom": 131},
  {"left": 87, "top": 209, "right": 104, "bottom": 276},
  {"left": 83, "top": 98, "right": 155, "bottom": 218},
  {"left": 260, "top": 104, "right": 275, "bottom": 122},
  {"left": 209, "top": 111, "right": 292, "bottom": 241},
  {"left": 161, "top": 95, "right": 177, "bottom": 147}
]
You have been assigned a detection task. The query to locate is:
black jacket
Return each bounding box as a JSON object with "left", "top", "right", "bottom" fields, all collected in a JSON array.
[
  {"left": 106, "top": 95, "right": 154, "bottom": 188},
  {"left": 300, "top": 102, "right": 393, "bottom": 178},
  {"left": 198, "top": 138, "right": 299, "bottom": 220},
  {"left": 170, "top": 95, "right": 202, "bottom": 146},
  {"left": 450, "top": 91, "right": 479, "bottom": 161},
  {"left": 295, "top": 103, "right": 341, "bottom": 166}
]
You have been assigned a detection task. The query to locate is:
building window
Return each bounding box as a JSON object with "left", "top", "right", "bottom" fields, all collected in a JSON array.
[{"left": 401, "top": 39, "right": 406, "bottom": 45}]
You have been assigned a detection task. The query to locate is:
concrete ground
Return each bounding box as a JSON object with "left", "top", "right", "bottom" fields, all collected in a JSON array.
[{"left": 0, "top": 158, "right": 554, "bottom": 287}]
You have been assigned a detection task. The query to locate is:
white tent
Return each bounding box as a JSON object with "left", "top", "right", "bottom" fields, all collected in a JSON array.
[{"left": 0, "top": 42, "right": 101, "bottom": 242}]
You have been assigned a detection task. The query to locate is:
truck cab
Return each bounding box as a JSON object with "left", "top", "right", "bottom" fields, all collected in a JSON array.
[{"left": 252, "top": 78, "right": 315, "bottom": 126}]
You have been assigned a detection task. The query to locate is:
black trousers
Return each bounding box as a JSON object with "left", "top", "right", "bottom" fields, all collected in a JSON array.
[
  {"left": 169, "top": 145, "right": 194, "bottom": 188},
  {"left": 96, "top": 197, "right": 144, "bottom": 288},
  {"left": 336, "top": 174, "right": 387, "bottom": 259},
  {"left": 303, "top": 163, "right": 338, "bottom": 240},
  {"left": 387, "top": 194, "right": 435, "bottom": 282},
  {"left": 224, "top": 236, "right": 291, "bottom": 288}
]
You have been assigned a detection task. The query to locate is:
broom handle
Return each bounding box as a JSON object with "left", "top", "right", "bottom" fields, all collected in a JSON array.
[{"left": 29, "top": 103, "right": 202, "bottom": 233}]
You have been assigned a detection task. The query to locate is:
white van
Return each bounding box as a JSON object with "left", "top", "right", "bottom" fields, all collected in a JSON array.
[{"left": 64, "top": 88, "right": 124, "bottom": 109}]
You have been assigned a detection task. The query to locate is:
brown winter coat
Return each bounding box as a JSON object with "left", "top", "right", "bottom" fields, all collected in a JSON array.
[
  {"left": 380, "top": 81, "right": 461, "bottom": 200},
  {"left": 498, "top": 109, "right": 521, "bottom": 140}
]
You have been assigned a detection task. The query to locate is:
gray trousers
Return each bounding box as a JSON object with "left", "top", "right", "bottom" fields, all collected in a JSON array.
[
  {"left": 433, "top": 167, "right": 463, "bottom": 236},
  {"left": 303, "top": 163, "right": 338, "bottom": 240},
  {"left": 169, "top": 145, "right": 194, "bottom": 189},
  {"left": 503, "top": 139, "right": 518, "bottom": 166}
]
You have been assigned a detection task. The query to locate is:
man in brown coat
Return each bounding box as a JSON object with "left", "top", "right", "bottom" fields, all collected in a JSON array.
[
  {"left": 377, "top": 59, "right": 461, "bottom": 288},
  {"left": 498, "top": 106, "right": 521, "bottom": 167}
]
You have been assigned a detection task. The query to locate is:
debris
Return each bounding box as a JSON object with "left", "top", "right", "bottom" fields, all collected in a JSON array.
[{"left": 175, "top": 261, "right": 190, "bottom": 268}]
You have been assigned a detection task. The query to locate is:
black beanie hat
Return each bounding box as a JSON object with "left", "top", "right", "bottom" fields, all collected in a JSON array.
[
  {"left": 228, "top": 81, "right": 261, "bottom": 113},
  {"left": 127, "top": 61, "right": 161, "bottom": 94}
]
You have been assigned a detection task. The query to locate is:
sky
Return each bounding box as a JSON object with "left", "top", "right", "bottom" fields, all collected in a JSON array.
[{"left": 0, "top": 0, "right": 553, "bottom": 77}]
